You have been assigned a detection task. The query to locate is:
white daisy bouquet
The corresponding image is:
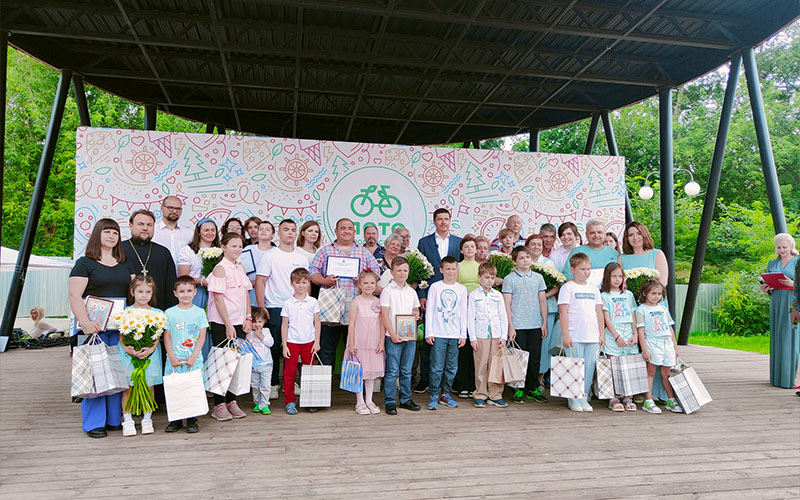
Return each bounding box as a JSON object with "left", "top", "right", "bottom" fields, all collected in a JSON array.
[
  {"left": 489, "top": 251, "right": 515, "bottom": 280},
  {"left": 115, "top": 308, "right": 167, "bottom": 414},
  {"left": 624, "top": 267, "right": 660, "bottom": 301},
  {"left": 532, "top": 262, "right": 566, "bottom": 291},
  {"left": 198, "top": 246, "right": 223, "bottom": 277},
  {"left": 404, "top": 248, "right": 434, "bottom": 288}
]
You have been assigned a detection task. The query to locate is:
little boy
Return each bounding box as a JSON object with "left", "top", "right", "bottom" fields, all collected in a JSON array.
[
  {"left": 558, "top": 253, "right": 605, "bottom": 412},
  {"left": 467, "top": 262, "right": 509, "bottom": 408},
  {"left": 498, "top": 228, "right": 516, "bottom": 254},
  {"left": 425, "top": 256, "right": 468, "bottom": 410},
  {"left": 248, "top": 307, "right": 274, "bottom": 415},
  {"left": 380, "top": 256, "right": 421, "bottom": 415},
  {"left": 281, "top": 268, "right": 321, "bottom": 415},
  {"left": 502, "top": 246, "right": 549, "bottom": 404},
  {"left": 163, "top": 275, "right": 209, "bottom": 433}
]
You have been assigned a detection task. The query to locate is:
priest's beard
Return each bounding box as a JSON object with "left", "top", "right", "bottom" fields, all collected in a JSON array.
[{"left": 130, "top": 235, "right": 153, "bottom": 245}]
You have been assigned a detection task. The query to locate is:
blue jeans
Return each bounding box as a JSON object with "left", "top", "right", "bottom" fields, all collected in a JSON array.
[
  {"left": 81, "top": 332, "right": 122, "bottom": 432},
  {"left": 384, "top": 338, "right": 416, "bottom": 406},
  {"left": 266, "top": 307, "right": 284, "bottom": 386},
  {"left": 567, "top": 342, "right": 599, "bottom": 401},
  {"left": 429, "top": 338, "right": 459, "bottom": 397}
]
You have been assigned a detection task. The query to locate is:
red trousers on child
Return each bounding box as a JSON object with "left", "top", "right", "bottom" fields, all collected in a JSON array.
[{"left": 283, "top": 341, "right": 313, "bottom": 405}]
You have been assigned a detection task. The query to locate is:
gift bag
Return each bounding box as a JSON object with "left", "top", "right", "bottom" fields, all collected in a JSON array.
[
  {"left": 318, "top": 284, "right": 345, "bottom": 324},
  {"left": 593, "top": 355, "right": 615, "bottom": 400},
  {"left": 204, "top": 341, "right": 240, "bottom": 395},
  {"left": 235, "top": 338, "right": 263, "bottom": 364},
  {"left": 300, "top": 353, "right": 332, "bottom": 407},
  {"left": 339, "top": 354, "right": 364, "bottom": 393},
  {"left": 505, "top": 341, "right": 530, "bottom": 389},
  {"left": 668, "top": 365, "right": 712, "bottom": 414},
  {"left": 228, "top": 352, "right": 254, "bottom": 396},
  {"left": 550, "top": 351, "right": 585, "bottom": 399},
  {"left": 71, "top": 341, "right": 95, "bottom": 398},
  {"left": 488, "top": 350, "right": 505, "bottom": 385},
  {"left": 501, "top": 347, "right": 525, "bottom": 385},
  {"left": 84, "top": 335, "right": 128, "bottom": 398},
  {"left": 610, "top": 354, "right": 649, "bottom": 396},
  {"left": 163, "top": 365, "right": 209, "bottom": 421}
]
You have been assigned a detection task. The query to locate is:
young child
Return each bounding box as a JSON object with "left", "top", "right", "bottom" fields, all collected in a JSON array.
[
  {"left": 119, "top": 274, "right": 164, "bottom": 436},
  {"left": 600, "top": 263, "right": 638, "bottom": 412},
  {"left": 163, "top": 275, "right": 209, "bottom": 433},
  {"left": 347, "top": 270, "right": 385, "bottom": 415},
  {"left": 502, "top": 246, "right": 549, "bottom": 404},
  {"left": 558, "top": 253, "right": 604, "bottom": 412},
  {"left": 280, "top": 268, "right": 321, "bottom": 415},
  {"left": 467, "top": 262, "right": 509, "bottom": 408},
  {"left": 425, "top": 256, "right": 468, "bottom": 410},
  {"left": 248, "top": 307, "right": 274, "bottom": 415},
  {"left": 637, "top": 280, "right": 683, "bottom": 414},
  {"left": 380, "top": 256, "right": 421, "bottom": 415},
  {"left": 498, "top": 228, "right": 516, "bottom": 255}
]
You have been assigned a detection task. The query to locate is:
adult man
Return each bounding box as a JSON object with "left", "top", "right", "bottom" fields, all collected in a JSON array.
[
  {"left": 152, "top": 196, "right": 193, "bottom": 267},
  {"left": 123, "top": 209, "right": 177, "bottom": 310},
  {"left": 540, "top": 223, "right": 558, "bottom": 258},
  {"left": 490, "top": 215, "right": 525, "bottom": 251},
  {"left": 393, "top": 226, "right": 411, "bottom": 254},
  {"left": 310, "top": 218, "right": 381, "bottom": 366},
  {"left": 363, "top": 224, "right": 385, "bottom": 262},
  {"left": 414, "top": 208, "right": 462, "bottom": 393},
  {"left": 255, "top": 219, "right": 308, "bottom": 391}
]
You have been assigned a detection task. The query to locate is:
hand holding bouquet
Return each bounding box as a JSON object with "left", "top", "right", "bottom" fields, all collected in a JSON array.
[
  {"left": 488, "top": 251, "right": 515, "bottom": 281},
  {"left": 404, "top": 248, "right": 434, "bottom": 289},
  {"left": 624, "top": 267, "right": 661, "bottom": 301},
  {"left": 198, "top": 247, "right": 223, "bottom": 277},
  {"left": 115, "top": 308, "right": 167, "bottom": 414}
]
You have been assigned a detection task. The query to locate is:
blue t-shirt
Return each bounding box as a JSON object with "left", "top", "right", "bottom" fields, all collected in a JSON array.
[
  {"left": 501, "top": 268, "right": 546, "bottom": 329},
  {"left": 164, "top": 305, "right": 209, "bottom": 375},
  {"left": 635, "top": 304, "right": 674, "bottom": 339},
  {"left": 562, "top": 245, "right": 619, "bottom": 279},
  {"left": 601, "top": 290, "right": 637, "bottom": 327}
]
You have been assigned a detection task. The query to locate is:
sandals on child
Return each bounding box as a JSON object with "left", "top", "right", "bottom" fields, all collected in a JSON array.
[
  {"left": 608, "top": 400, "right": 624, "bottom": 412},
  {"left": 355, "top": 404, "right": 371, "bottom": 415},
  {"left": 624, "top": 400, "right": 637, "bottom": 411}
]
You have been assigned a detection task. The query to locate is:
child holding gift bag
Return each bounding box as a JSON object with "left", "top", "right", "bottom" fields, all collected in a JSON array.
[
  {"left": 600, "top": 263, "right": 638, "bottom": 412},
  {"left": 281, "top": 268, "right": 321, "bottom": 415},
  {"left": 248, "top": 307, "right": 274, "bottom": 415},
  {"left": 347, "top": 270, "right": 385, "bottom": 415}
]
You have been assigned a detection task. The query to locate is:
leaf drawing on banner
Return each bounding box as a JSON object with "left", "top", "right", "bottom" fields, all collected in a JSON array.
[
  {"left": 251, "top": 173, "right": 267, "bottom": 182},
  {"left": 313, "top": 190, "right": 320, "bottom": 201},
  {"left": 95, "top": 166, "right": 111, "bottom": 175},
  {"left": 117, "top": 134, "right": 130, "bottom": 151}
]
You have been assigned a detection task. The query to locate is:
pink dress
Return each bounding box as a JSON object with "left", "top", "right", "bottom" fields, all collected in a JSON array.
[{"left": 351, "top": 295, "right": 385, "bottom": 379}]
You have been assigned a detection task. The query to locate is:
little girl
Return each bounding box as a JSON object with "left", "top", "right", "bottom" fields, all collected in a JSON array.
[
  {"left": 600, "top": 263, "right": 638, "bottom": 412},
  {"left": 347, "top": 270, "right": 385, "bottom": 415},
  {"left": 119, "top": 275, "right": 164, "bottom": 436},
  {"left": 248, "top": 307, "right": 274, "bottom": 415},
  {"left": 636, "top": 280, "right": 682, "bottom": 414}
]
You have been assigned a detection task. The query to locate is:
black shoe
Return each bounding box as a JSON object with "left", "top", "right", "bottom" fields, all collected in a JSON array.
[
  {"left": 105, "top": 424, "right": 123, "bottom": 432},
  {"left": 72, "top": 397, "right": 83, "bottom": 404},
  {"left": 87, "top": 427, "right": 107, "bottom": 438},
  {"left": 307, "top": 407, "right": 319, "bottom": 413},
  {"left": 186, "top": 418, "right": 199, "bottom": 433},
  {"left": 385, "top": 405, "right": 397, "bottom": 415},
  {"left": 413, "top": 384, "right": 428, "bottom": 394},
  {"left": 399, "top": 400, "right": 421, "bottom": 411},
  {"left": 165, "top": 420, "right": 183, "bottom": 433}
]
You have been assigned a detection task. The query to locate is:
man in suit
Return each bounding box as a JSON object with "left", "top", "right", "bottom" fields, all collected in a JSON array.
[{"left": 414, "top": 208, "right": 462, "bottom": 393}]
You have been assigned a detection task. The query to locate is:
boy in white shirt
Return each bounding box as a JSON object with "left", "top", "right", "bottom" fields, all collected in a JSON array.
[
  {"left": 558, "top": 253, "right": 605, "bottom": 412},
  {"left": 425, "top": 256, "right": 468, "bottom": 410},
  {"left": 467, "top": 262, "right": 509, "bottom": 408}
]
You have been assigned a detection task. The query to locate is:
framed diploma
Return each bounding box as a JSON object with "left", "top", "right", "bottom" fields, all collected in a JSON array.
[
  {"left": 105, "top": 298, "right": 128, "bottom": 330},
  {"left": 84, "top": 296, "right": 115, "bottom": 332},
  {"left": 326, "top": 255, "right": 361, "bottom": 279},
  {"left": 240, "top": 248, "right": 256, "bottom": 275},
  {"left": 395, "top": 314, "right": 417, "bottom": 342}
]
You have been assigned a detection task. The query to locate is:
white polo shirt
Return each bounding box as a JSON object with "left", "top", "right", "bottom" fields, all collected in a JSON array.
[
  {"left": 280, "top": 294, "right": 319, "bottom": 344},
  {"left": 379, "top": 280, "right": 420, "bottom": 337},
  {"left": 256, "top": 247, "right": 308, "bottom": 308},
  {"left": 153, "top": 220, "right": 194, "bottom": 267}
]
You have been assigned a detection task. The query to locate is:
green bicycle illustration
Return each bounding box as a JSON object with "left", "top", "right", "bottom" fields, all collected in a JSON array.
[{"left": 350, "top": 185, "right": 402, "bottom": 218}]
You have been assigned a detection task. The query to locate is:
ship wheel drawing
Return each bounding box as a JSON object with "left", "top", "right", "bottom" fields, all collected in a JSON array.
[
  {"left": 125, "top": 146, "right": 162, "bottom": 180},
  {"left": 545, "top": 169, "right": 570, "bottom": 196},
  {"left": 279, "top": 154, "right": 311, "bottom": 187},
  {"left": 419, "top": 164, "right": 444, "bottom": 190}
]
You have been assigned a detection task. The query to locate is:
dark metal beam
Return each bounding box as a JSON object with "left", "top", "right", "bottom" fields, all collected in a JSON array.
[
  {"left": 678, "top": 54, "right": 741, "bottom": 345},
  {"left": 599, "top": 110, "right": 632, "bottom": 224},
  {"left": 206, "top": 0, "right": 241, "bottom": 132},
  {"left": 72, "top": 75, "right": 91, "bottom": 126},
  {"left": 658, "top": 87, "right": 676, "bottom": 317},
  {"left": 584, "top": 112, "right": 600, "bottom": 154},
  {"left": 144, "top": 103, "right": 157, "bottom": 130},
  {"left": 529, "top": 129, "right": 540, "bottom": 152},
  {"left": 1, "top": 69, "right": 72, "bottom": 338},
  {"left": 205, "top": 122, "right": 215, "bottom": 134}
]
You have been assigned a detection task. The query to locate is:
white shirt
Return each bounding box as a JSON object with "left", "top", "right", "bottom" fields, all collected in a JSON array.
[
  {"left": 280, "top": 295, "right": 319, "bottom": 344},
  {"left": 176, "top": 245, "right": 201, "bottom": 277},
  {"left": 244, "top": 243, "right": 274, "bottom": 280},
  {"left": 256, "top": 247, "right": 308, "bottom": 308},
  {"left": 557, "top": 281, "right": 602, "bottom": 343},
  {"left": 435, "top": 232, "right": 450, "bottom": 260},
  {"left": 379, "top": 280, "right": 420, "bottom": 337},
  {"left": 296, "top": 247, "right": 317, "bottom": 267},
  {"left": 247, "top": 328, "right": 274, "bottom": 367},
  {"left": 467, "top": 287, "right": 508, "bottom": 341},
  {"left": 153, "top": 220, "right": 193, "bottom": 267},
  {"left": 549, "top": 246, "right": 573, "bottom": 274},
  {"left": 424, "top": 280, "right": 468, "bottom": 339}
]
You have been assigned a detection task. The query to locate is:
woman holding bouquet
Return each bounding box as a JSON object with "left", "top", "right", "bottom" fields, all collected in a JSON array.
[
  {"left": 177, "top": 218, "right": 220, "bottom": 309},
  {"left": 68, "top": 218, "right": 135, "bottom": 438}
]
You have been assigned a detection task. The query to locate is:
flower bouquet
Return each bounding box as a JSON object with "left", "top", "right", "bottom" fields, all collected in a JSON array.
[
  {"left": 624, "top": 267, "right": 660, "bottom": 301},
  {"left": 532, "top": 262, "right": 566, "bottom": 291},
  {"left": 404, "top": 247, "right": 434, "bottom": 289},
  {"left": 489, "top": 251, "right": 515, "bottom": 280},
  {"left": 115, "top": 308, "right": 167, "bottom": 414},
  {"left": 198, "top": 247, "right": 223, "bottom": 277}
]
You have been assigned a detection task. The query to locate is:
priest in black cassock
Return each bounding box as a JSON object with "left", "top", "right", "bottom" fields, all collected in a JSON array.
[{"left": 123, "top": 209, "right": 177, "bottom": 310}]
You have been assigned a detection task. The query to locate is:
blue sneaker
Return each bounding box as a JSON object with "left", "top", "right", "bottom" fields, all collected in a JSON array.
[
  {"left": 440, "top": 393, "right": 459, "bottom": 408},
  {"left": 285, "top": 402, "right": 298, "bottom": 415},
  {"left": 473, "top": 398, "right": 487, "bottom": 408},
  {"left": 428, "top": 394, "right": 439, "bottom": 410},
  {"left": 487, "top": 398, "right": 509, "bottom": 408}
]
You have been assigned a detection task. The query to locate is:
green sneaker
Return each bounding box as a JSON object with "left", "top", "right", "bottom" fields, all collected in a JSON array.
[
  {"left": 252, "top": 404, "right": 261, "bottom": 413},
  {"left": 512, "top": 389, "right": 525, "bottom": 404},
  {"left": 260, "top": 405, "right": 272, "bottom": 415},
  {"left": 526, "top": 386, "right": 548, "bottom": 403}
]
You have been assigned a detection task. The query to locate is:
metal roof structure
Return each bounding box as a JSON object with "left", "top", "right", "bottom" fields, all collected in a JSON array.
[{"left": 2, "top": 0, "right": 798, "bottom": 144}]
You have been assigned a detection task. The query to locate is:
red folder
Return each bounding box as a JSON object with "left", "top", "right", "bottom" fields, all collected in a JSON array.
[{"left": 761, "top": 272, "right": 793, "bottom": 291}]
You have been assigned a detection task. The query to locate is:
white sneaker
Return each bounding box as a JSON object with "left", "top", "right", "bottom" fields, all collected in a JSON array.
[
  {"left": 567, "top": 399, "right": 583, "bottom": 412},
  {"left": 141, "top": 418, "right": 154, "bottom": 434},
  {"left": 665, "top": 399, "right": 683, "bottom": 413},
  {"left": 642, "top": 400, "right": 662, "bottom": 414},
  {"left": 270, "top": 385, "right": 279, "bottom": 400},
  {"left": 580, "top": 399, "right": 593, "bottom": 412},
  {"left": 122, "top": 420, "right": 136, "bottom": 437}
]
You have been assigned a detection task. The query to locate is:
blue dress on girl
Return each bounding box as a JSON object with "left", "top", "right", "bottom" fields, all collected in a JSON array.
[{"left": 118, "top": 306, "right": 164, "bottom": 386}]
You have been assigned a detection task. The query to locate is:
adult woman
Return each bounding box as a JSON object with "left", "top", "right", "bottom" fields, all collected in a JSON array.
[
  {"left": 29, "top": 306, "right": 57, "bottom": 339},
  {"left": 177, "top": 218, "right": 220, "bottom": 309},
  {"left": 207, "top": 232, "right": 253, "bottom": 421},
  {"left": 221, "top": 217, "right": 244, "bottom": 238},
  {"left": 760, "top": 233, "right": 799, "bottom": 388},
  {"left": 68, "top": 218, "right": 134, "bottom": 438},
  {"left": 620, "top": 221, "right": 668, "bottom": 288},
  {"left": 549, "top": 222, "right": 579, "bottom": 272},
  {"left": 243, "top": 216, "right": 262, "bottom": 246},
  {"left": 605, "top": 232, "right": 621, "bottom": 254},
  {"left": 526, "top": 234, "right": 560, "bottom": 383},
  {"left": 474, "top": 236, "right": 491, "bottom": 264},
  {"left": 561, "top": 219, "right": 619, "bottom": 287},
  {"left": 454, "top": 236, "right": 480, "bottom": 397},
  {"left": 296, "top": 221, "right": 323, "bottom": 266},
  {"left": 377, "top": 233, "right": 404, "bottom": 288}
]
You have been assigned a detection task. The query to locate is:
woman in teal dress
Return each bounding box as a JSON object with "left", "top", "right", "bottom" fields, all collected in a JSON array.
[{"left": 760, "top": 233, "right": 799, "bottom": 389}]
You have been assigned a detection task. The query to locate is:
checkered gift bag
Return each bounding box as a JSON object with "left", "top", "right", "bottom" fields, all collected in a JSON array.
[
  {"left": 318, "top": 283, "right": 345, "bottom": 324},
  {"left": 550, "top": 352, "right": 585, "bottom": 399},
  {"left": 204, "top": 341, "right": 240, "bottom": 396},
  {"left": 610, "top": 354, "right": 649, "bottom": 396},
  {"left": 84, "top": 335, "right": 128, "bottom": 398},
  {"left": 71, "top": 340, "right": 95, "bottom": 398},
  {"left": 593, "top": 356, "right": 615, "bottom": 400},
  {"left": 669, "top": 366, "right": 712, "bottom": 414},
  {"left": 299, "top": 353, "right": 332, "bottom": 407},
  {"left": 505, "top": 341, "right": 529, "bottom": 390}
]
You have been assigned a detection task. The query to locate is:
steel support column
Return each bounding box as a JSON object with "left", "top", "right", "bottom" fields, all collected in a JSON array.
[
  {"left": 205, "top": 122, "right": 215, "bottom": 134},
  {"left": 600, "top": 110, "right": 633, "bottom": 224},
  {"left": 584, "top": 113, "right": 600, "bottom": 154},
  {"left": 217, "top": 125, "right": 226, "bottom": 135},
  {"left": 144, "top": 104, "right": 157, "bottom": 130},
  {"left": 72, "top": 76, "right": 91, "bottom": 127},
  {"left": 678, "top": 54, "right": 741, "bottom": 345},
  {"left": 529, "top": 129, "right": 539, "bottom": 152},
  {"left": 1, "top": 69, "right": 72, "bottom": 337},
  {"left": 742, "top": 48, "right": 787, "bottom": 233},
  {"left": 658, "top": 88, "right": 676, "bottom": 317}
]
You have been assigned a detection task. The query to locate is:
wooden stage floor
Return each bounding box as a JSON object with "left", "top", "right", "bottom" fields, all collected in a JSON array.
[{"left": 0, "top": 344, "right": 798, "bottom": 499}]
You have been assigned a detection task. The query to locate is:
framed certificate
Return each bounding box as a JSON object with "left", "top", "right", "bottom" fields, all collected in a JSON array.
[
  {"left": 396, "top": 314, "right": 417, "bottom": 342},
  {"left": 84, "top": 296, "right": 115, "bottom": 332},
  {"left": 105, "top": 298, "right": 128, "bottom": 330},
  {"left": 326, "top": 255, "right": 361, "bottom": 279},
  {"left": 240, "top": 248, "right": 256, "bottom": 274}
]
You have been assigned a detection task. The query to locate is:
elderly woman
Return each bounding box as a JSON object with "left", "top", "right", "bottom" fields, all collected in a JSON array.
[
  {"left": 561, "top": 219, "right": 619, "bottom": 287},
  {"left": 760, "top": 233, "right": 799, "bottom": 389},
  {"left": 377, "top": 233, "right": 404, "bottom": 288}
]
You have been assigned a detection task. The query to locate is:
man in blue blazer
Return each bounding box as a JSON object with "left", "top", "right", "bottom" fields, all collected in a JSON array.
[{"left": 414, "top": 208, "right": 462, "bottom": 393}]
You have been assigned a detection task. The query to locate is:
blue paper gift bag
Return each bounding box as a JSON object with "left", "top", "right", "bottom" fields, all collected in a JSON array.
[{"left": 339, "top": 354, "right": 363, "bottom": 393}]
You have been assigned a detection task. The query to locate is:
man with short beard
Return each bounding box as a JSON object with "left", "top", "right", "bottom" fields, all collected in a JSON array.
[
  {"left": 153, "top": 196, "right": 193, "bottom": 267},
  {"left": 363, "top": 224, "right": 385, "bottom": 262},
  {"left": 123, "top": 209, "right": 178, "bottom": 310}
]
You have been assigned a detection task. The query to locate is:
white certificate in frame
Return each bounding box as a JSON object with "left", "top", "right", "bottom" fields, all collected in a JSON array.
[
  {"left": 326, "top": 256, "right": 361, "bottom": 279},
  {"left": 240, "top": 248, "right": 256, "bottom": 275}
]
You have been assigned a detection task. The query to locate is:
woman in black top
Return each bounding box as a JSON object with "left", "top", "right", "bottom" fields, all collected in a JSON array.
[{"left": 68, "top": 218, "right": 134, "bottom": 438}]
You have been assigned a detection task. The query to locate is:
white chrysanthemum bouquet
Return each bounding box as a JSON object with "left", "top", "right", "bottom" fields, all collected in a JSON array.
[
  {"left": 404, "top": 248, "right": 434, "bottom": 289},
  {"left": 624, "top": 267, "right": 660, "bottom": 301},
  {"left": 488, "top": 251, "right": 515, "bottom": 281},
  {"left": 198, "top": 246, "right": 223, "bottom": 277},
  {"left": 115, "top": 308, "right": 167, "bottom": 414},
  {"left": 532, "top": 262, "right": 566, "bottom": 291}
]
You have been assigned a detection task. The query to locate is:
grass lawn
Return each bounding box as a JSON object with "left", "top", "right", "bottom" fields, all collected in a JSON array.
[{"left": 688, "top": 332, "right": 770, "bottom": 354}]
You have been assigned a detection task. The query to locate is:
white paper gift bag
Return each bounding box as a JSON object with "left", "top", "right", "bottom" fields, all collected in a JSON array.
[
  {"left": 593, "top": 356, "right": 615, "bottom": 400},
  {"left": 505, "top": 341, "right": 529, "bottom": 390},
  {"left": 299, "top": 353, "right": 332, "bottom": 407},
  {"left": 610, "top": 354, "right": 649, "bottom": 396},
  {"left": 84, "top": 335, "right": 127, "bottom": 398},
  {"left": 550, "top": 352, "right": 585, "bottom": 399},
  {"left": 228, "top": 352, "right": 253, "bottom": 396},
  {"left": 164, "top": 367, "right": 209, "bottom": 421},
  {"left": 669, "top": 366, "right": 712, "bottom": 414}
]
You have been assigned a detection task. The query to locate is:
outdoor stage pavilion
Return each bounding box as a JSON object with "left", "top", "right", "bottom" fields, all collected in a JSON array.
[{"left": 2, "top": 1, "right": 798, "bottom": 341}]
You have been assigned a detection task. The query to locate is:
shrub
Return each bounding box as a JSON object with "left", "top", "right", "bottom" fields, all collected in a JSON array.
[{"left": 712, "top": 270, "right": 771, "bottom": 336}]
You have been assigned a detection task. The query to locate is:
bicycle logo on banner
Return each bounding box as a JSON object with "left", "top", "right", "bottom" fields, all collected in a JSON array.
[{"left": 350, "top": 185, "right": 402, "bottom": 218}]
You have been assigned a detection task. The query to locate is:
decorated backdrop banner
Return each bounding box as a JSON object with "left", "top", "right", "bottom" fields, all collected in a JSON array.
[{"left": 74, "top": 127, "right": 625, "bottom": 255}]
